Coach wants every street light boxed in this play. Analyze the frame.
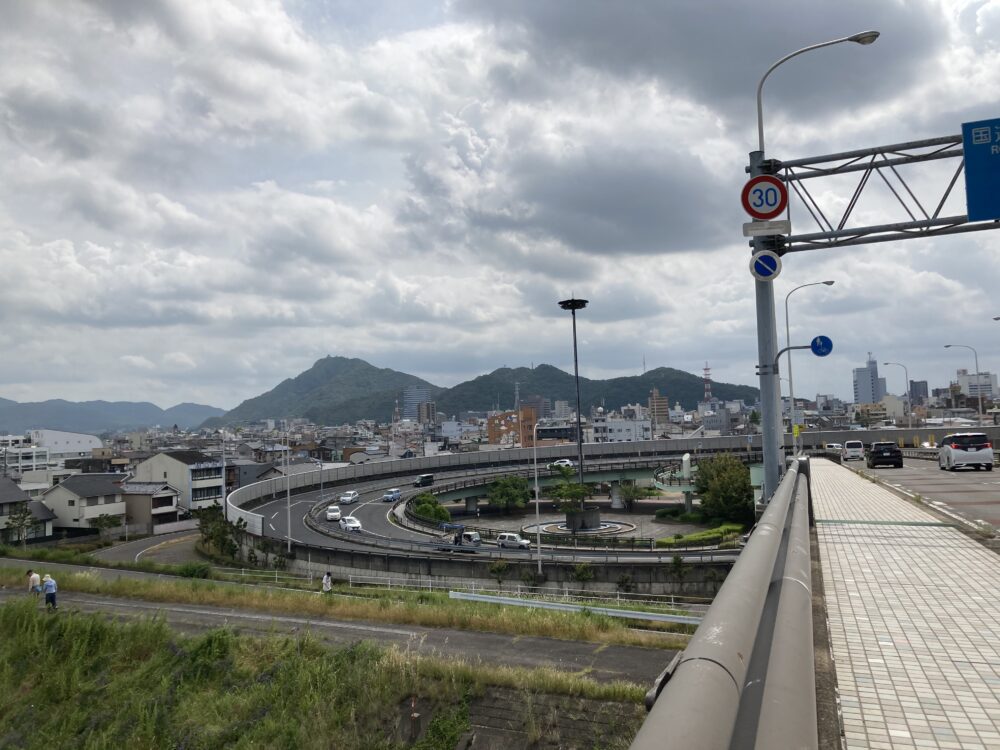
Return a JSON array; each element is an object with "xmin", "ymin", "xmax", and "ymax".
[
  {"xmin": 285, "ymin": 433, "xmax": 292, "ymax": 554},
  {"xmin": 752, "ymin": 32, "xmax": 878, "ymax": 498},
  {"xmin": 883, "ymin": 361, "xmax": 912, "ymax": 429},
  {"xmin": 558, "ymin": 297, "xmax": 588, "ymax": 488},
  {"xmin": 784, "ymin": 280, "xmax": 834, "ymax": 450},
  {"xmin": 532, "ymin": 421, "xmax": 543, "ymax": 575},
  {"xmin": 944, "ymin": 344, "xmax": 984, "ymax": 426}
]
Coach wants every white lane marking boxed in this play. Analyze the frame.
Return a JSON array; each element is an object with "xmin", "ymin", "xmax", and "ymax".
[
  {"xmin": 68, "ymin": 597, "xmax": 418, "ymax": 637},
  {"xmin": 270, "ymin": 511, "xmax": 279, "ymax": 520},
  {"xmin": 269, "ymin": 523, "xmax": 275, "ymax": 531}
]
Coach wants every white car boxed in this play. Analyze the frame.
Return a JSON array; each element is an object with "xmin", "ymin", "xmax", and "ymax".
[
  {"xmin": 325, "ymin": 505, "xmax": 341, "ymax": 522},
  {"xmin": 339, "ymin": 516, "xmax": 362, "ymax": 532},
  {"xmin": 938, "ymin": 432, "xmax": 994, "ymax": 472},
  {"xmin": 497, "ymin": 532, "xmax": 531, "ymax": 550},
  {"xmin": 547, "ymin": 458, "xmax": 576, "ymax": 469},
  {"xmin": 826, "ymin": 443, "xmax": 843, "ymax": 451},
  {"xmin": 841, "ymin": 440, "xmax": 864, "ymax": 461},
  {"xmin": 339, "ymin": 490, "xmax": 360, "ymax": 505}
]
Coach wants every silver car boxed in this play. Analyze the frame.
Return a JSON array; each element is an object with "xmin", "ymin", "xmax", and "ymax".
[{"xmin": 938, "ymin": 433, "xmax": 994, "ymax": 471}]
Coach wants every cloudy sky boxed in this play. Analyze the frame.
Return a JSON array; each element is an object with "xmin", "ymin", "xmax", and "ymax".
[{"xmin": 2, "ymin": 0, "xmax": 999, "ymax": 411}]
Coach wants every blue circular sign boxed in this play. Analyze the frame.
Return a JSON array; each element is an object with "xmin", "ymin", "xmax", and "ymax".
[
  {"xmin": 810, "ymin": 335, "xmax": 833, "ymax": 357},
  {"xmin": 749, "ymin": 250, "xmax": 782, "ymax": 281}
]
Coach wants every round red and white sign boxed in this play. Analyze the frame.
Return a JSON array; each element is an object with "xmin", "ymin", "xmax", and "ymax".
[{"xmin": 741, "ymin": 175, "xmax": 788, "ymax": 221}]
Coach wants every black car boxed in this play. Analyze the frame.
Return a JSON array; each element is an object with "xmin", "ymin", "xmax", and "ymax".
[{"xmin": 867, "ymin": 441, "xmax": 903, "ymax": 468}]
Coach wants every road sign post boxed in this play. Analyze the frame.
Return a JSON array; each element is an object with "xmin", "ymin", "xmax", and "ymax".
[
  {"xmin": 750, "ymin": 250, "xmax": 782, "ymax": 282},
  {"xmin": 742, "ymin": 175, "xmax": 789, "ymax": 221}
]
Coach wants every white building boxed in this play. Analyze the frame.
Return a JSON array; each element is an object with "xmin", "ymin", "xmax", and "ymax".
[
  {"xmin": 592, "ymin": 414, "xmax": 652, "ymax": 443},
  {"xmin": 956, "ymin": 369, "xmax": 998, "ymax": 400},
  {"xmin": 1, "ymin": 445, "xmax": 51, "ymax": 476},
  {"xmin": 29, "ymin": 430, "xmax": 102, "ymax": 462},
  {"xmin": 132, "ymin": 450, "xmax": 223, "ymax": 512},
  {"xmin": 40, "ymin": 474, "xmax": 127, "ymax": 529}
]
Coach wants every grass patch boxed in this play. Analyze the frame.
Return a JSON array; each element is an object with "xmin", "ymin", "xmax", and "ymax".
[
  {"xmin": 655, "ymin": 523, "xmax": 744, "ymax": 548},
  {"xmin": 0, "ymin": 599, "xmax": 643, "ymax": 748},
  {"xmin": 0, "ymin": 567, "xmax": 686, "ymax": 651}
]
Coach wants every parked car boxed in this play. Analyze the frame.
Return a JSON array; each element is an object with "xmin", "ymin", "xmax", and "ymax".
[
  {"xmin": 938, "ymin": 432, "xmax": 994, "ymax": 472},
  {"xmin": 547, "ymin": 458, "xmax": 576, "ymax": 469},
  {"xmin": 841, "ymin": 440, "xmax": 865, "ymax": 461},
  {"xmin": 339, "ymin": 490, "xmax": 360, "ymax": 505},
  {"xmin": 413, "ymin": 474, "xmax": 434, "ymax": 487},
  {"xmin": 325, "ymin": 505, "xmax": 341, "ymax": 522},
  {"xmin": 381, "ymin": 488, "xmax": 401, "ymax": 502},
  {"xmin": 866, "ymin": 441, "xmax": 903, "ymax": 469},
  {"xmin": 497, "ymin": 532, "xmax": 531, "ymax": 550},
  {"xmin": 339, "ymin": 516, "xmax": 362, "ymax": 532}
]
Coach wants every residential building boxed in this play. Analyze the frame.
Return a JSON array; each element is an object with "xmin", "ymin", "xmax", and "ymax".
[
  {"xmin": 853, "ymin": 353, "xmax": 886, "ymax": 405},
  {"xmin": 40, "ymin": 474, "xmax": 127, "ymax": 529},
  {"xmin": 520, "ymin": 395, "xmax": 551, "ymax": 419},
  {"xmin": 956, "ymin": 369, "xmax": 998, "ymax": 400},
  {"xmin": 131, "ymin": 451, "xmax": 223, "ymax": 512},
  {"xmin": 881, "ymin": 394, "xmax": 907, "ymax": 423},
  {"xmin": 119, "ymin": 481, "xmax": 181, "ymax": 532},
  {"xmin": 552, "ymin": 401, "xmax": 571, "ymax": 420},
  {"xmin": 649, "ymin": 388, "xmax": 670, "ymax": 432},
  {"xmin": 0, "ymin": 477, "xmax": 56, "ymax": 543},
  {"xmin": 416, "ymin": 401, "xmax": 437, "ymax": 425},
  {"xmin": 592, "ymin": 413, "xmax": 652, "ymax": 442},
  {"xmin": 486, "ymin": 407, "xmax": 537, "ymax": 447},
  {"xmin": 1, "ymin": 445, "xmax": 51, "ymax": 477}
]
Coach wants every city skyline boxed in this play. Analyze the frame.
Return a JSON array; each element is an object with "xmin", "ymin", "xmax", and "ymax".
[{"xmin": 2, "ymin": 1, "xmax": 999, "ymax": 410}]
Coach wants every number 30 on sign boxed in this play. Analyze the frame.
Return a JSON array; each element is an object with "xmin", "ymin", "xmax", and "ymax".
[{"xmin": 741, "ymin": 175, "xmax": 788, "ymax": 221}]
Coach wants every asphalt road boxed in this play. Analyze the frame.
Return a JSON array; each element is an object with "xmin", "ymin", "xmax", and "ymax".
[
  {"xmin": 0, "ymin": 585, "xmax": 673, "ymax": 685},
  {"xmin": 848, "ymin": 457, "xmax": 1000, "ymax": 527}
]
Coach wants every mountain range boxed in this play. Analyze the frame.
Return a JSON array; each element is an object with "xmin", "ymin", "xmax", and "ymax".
[
  {"xmin": 215, "ymin": 357, "xmax": 759, "ymax": 426},
  {"xmin": 0, "ymin": 399, "xmax": 225, "ymax": 436}
]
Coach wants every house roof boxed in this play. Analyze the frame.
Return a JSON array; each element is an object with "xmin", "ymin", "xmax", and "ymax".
[
  {"xmin": 120, "ymin": 482, "xmax": 178, "ymax": 495},
  {"xmin": 49, "ymin": 474, "xmax": 123, "ymax": 499},
  {"xmin": 29, "ymin": 501, "xmax": 57, "ymax": 522},
  {"xmin": 0, "ymin": 477, "xmax": 29, "ymax": 503},
  {"xmin": 160, "ymin": 450, "xmax": 216, "ymax": 465}
]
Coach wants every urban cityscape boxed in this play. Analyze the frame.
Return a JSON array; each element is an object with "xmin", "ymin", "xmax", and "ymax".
[{"xmin": 1, "ymin": 2, "xmax": 999, "ymax": 749}]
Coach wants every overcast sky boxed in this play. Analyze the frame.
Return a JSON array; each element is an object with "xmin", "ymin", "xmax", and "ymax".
[{"xmin": 2, "ymin": 0, "xmax": 999, "ymax": 411}]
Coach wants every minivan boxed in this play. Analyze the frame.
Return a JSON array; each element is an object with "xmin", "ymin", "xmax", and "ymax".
[
  {"xmin": 413, "ymin": 474, "xmax": 434, "ymax": 487},
  {"xmin": 841, "ymin": 441, "xmax": 864, "ymax": 461}
]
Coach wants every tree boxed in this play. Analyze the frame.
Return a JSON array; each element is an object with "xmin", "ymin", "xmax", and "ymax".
[
  {"xmin": 487, "ymin": 476, "xmax": 530, "ymax": 514},
  {"xmin": 693, "ymin": 454, "xmax": 754, "ymax": 526},
  {"xmin": 571, "ymin": 562, "xmax": 594, "ymax": 590},
  {"xmin": 6, "ymin": 502, "xmax": 35, "ymax": 549},
  {"xmin": 411, "ymin": 493, "xmax": 450, "ymax": 523},
  {"xmin": 195, "ymin": 505, "xmax": 239, "ymax": 559},
  {"xmin": 488, "ymin": 560, "xmax": 510, "ymax": 590},
  {"xmin": 619, "ymin": 482, "xmax": 653, "ymax": 512},
  {"xmin": 89, "ymin": 513, "xmax": 122, "ymax": 541}
]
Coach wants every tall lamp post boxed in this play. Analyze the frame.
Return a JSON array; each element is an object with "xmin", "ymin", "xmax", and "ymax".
[
  {"xmin": 883, "ymin": 361, "xmax": 912, "ymax": 429},
  {"xmin": 532, "ymin": 421, "xmax": 543, "ymax": 575},
  {"xmin": 285, "ymin": 433, "xmax": 292, "ymax": 554},
  {"xmin": 752, "ymin": 31, "xmax": 879, "ymax": 498},
  {"xmin": 558, "ymin": 297, "xmax": 588, "ymax": 487},
  {"xmin": 944, "ymin": 344, "xmax": 984, "ymax": 426},
  {"xmin": 784, "ymin": 280, "xmax": 835, "ymax": 450}
]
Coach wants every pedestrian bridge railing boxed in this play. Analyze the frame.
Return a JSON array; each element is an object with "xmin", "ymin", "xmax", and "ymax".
[{"xmin": 630, "ymin": 457, "xmax": 815, "ymax": 750}]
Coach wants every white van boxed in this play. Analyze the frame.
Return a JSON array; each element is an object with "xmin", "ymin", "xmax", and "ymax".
[{"xmin": 841, "ymin": 440, "xmax": 864, "ymax": 461}]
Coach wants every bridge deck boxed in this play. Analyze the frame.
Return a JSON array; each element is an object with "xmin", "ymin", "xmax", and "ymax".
[{"xmin": 812, "ymin": 459, "xmax": 1000, "ymax": 750}]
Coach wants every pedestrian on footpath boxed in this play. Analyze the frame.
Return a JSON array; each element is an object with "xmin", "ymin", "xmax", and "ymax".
[
  {"xmin": 41, "ymin": 574, "xmax": 57, "ymax": 611},
  {"xmin": 27, "ymin": 569, "xmax": 41, "ymax": 598},
  {"xmin": 321, "ymin": 571, "xmax": 333, "ymax": 594}
]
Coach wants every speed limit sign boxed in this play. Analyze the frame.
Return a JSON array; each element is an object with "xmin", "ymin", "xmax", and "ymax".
[{"xmin": 741, "ymin": 175, "xmax": 788, "ymax": 221}]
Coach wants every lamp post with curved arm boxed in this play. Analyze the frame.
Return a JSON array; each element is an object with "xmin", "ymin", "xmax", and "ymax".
[
  {"xmin": 784, "ymin": 280, "xmax": 834, "ymax": 448},
  {"xmin": 883, "ymin": 361, "xmax": 912, "ymax": 429},
  {"xmin": 751, "ymin": 31, "xmax": 878, "ymax": 499},
  {"xmin": 944, "ymin": 344, "xmax": 984, "ymax": 426}
]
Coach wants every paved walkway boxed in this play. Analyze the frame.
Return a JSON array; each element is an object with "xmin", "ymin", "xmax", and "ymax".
[
  {"xmin": 91, "ymin": 531, "xmax": 201, "ymax": 564},
  {"xmin": 812, "ymin": 459, "xmax": 1000, "ymax": 750}
]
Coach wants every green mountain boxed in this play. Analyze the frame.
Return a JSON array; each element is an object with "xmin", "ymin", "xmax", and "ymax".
[
  {"xmin": 0, "ymin": 399, "xmax": 223, "ymax": 434},
  {"xmin": 221, "ymin": 356, "xmax": 440, "ymax": 425},
  {"xmin": 218, "ymin": 358, "xmax": 758, "ymax": 426},
  {"xmin": 435, "ymin": 364, "xmax": 757, "ymax": 415}
]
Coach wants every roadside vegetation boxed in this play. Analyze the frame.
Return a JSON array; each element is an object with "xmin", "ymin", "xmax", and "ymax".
[
  {"xmin": 0, "ymin": 599, "xmax": 643, "ymax": 749},
  {"xmin": 410, "ymin": 493, "xmax": 451, "ymax": 523},
  {"xmin": 0, "ymin": 566, "xmax": 688, "ymax": 649}
]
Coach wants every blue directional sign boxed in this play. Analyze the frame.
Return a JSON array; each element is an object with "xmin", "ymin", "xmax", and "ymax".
[
  {"xmin": 810, "ymin": 335, "xmax": 833, "ymax": 357},
  {"xmin": 962, "ymin": 117, "xmax": 1000, "ymax": 221},
  {"xmin": 749, "ymin": 250, "xmax": 782, "ymax": 281}
]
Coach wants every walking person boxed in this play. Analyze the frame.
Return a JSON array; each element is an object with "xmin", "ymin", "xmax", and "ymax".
[
  {"xmin": 27, "ymin": 569, "xmax": 41, "ymax": 598},
  {"xmin": 321, "ymin": 571, "xmax": 333, "ymax": 595},
  {"xmin": 41, "ymin": 574, "xmax": 57, "ymax": 611}
]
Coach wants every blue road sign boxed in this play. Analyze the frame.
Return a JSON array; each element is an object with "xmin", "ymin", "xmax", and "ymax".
[
  {"xmin": 962, "ymin": 117, "xmax": 1000, "ymax": 221},
  {"xmin": 749, "ymin": 250, "xmax": 782, "ymax": 281},
  {"xmin": 810, "ymin": 335, "xmax": 833, "ymax": 357}
]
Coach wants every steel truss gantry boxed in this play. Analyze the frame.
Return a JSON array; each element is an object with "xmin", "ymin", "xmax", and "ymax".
[{"xmin": 750, "ymin": 135, "xmax": 1000, "ymax": 253}]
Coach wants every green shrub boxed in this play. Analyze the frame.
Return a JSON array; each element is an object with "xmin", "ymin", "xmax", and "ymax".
[
  {"xmin": 655, "ymin": 523, "xmax": 744, "ymax": 548},
  {"xmin": 178, "ymin": 562, "xmax": 211, "ymax": 579},
  {"xmin": 412, "ymin": 493, "xmax": 451, "ymax": 523}
]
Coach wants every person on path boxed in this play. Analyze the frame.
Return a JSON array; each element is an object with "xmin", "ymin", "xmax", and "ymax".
[
  {"xmin": 41, "ymin": 574, "xmax": 57, "ymax": 610},
  {"xmin": 321, "ymin": 572, "xmax": 333, "ymax": 594},
  {"xmin": 27, "ymin": 569, "xmax": 41, "ymax": 597}
]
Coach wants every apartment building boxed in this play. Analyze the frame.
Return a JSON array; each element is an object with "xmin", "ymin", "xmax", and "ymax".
[{"xmin": 131, "ymin": 451, "xmax": 223, "ymax": 512}]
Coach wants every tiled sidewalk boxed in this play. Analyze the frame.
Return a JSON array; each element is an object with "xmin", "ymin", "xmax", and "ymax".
[{"xmin": 812, "ymin": 460, "xmax": 1000, "ymax": 750}]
